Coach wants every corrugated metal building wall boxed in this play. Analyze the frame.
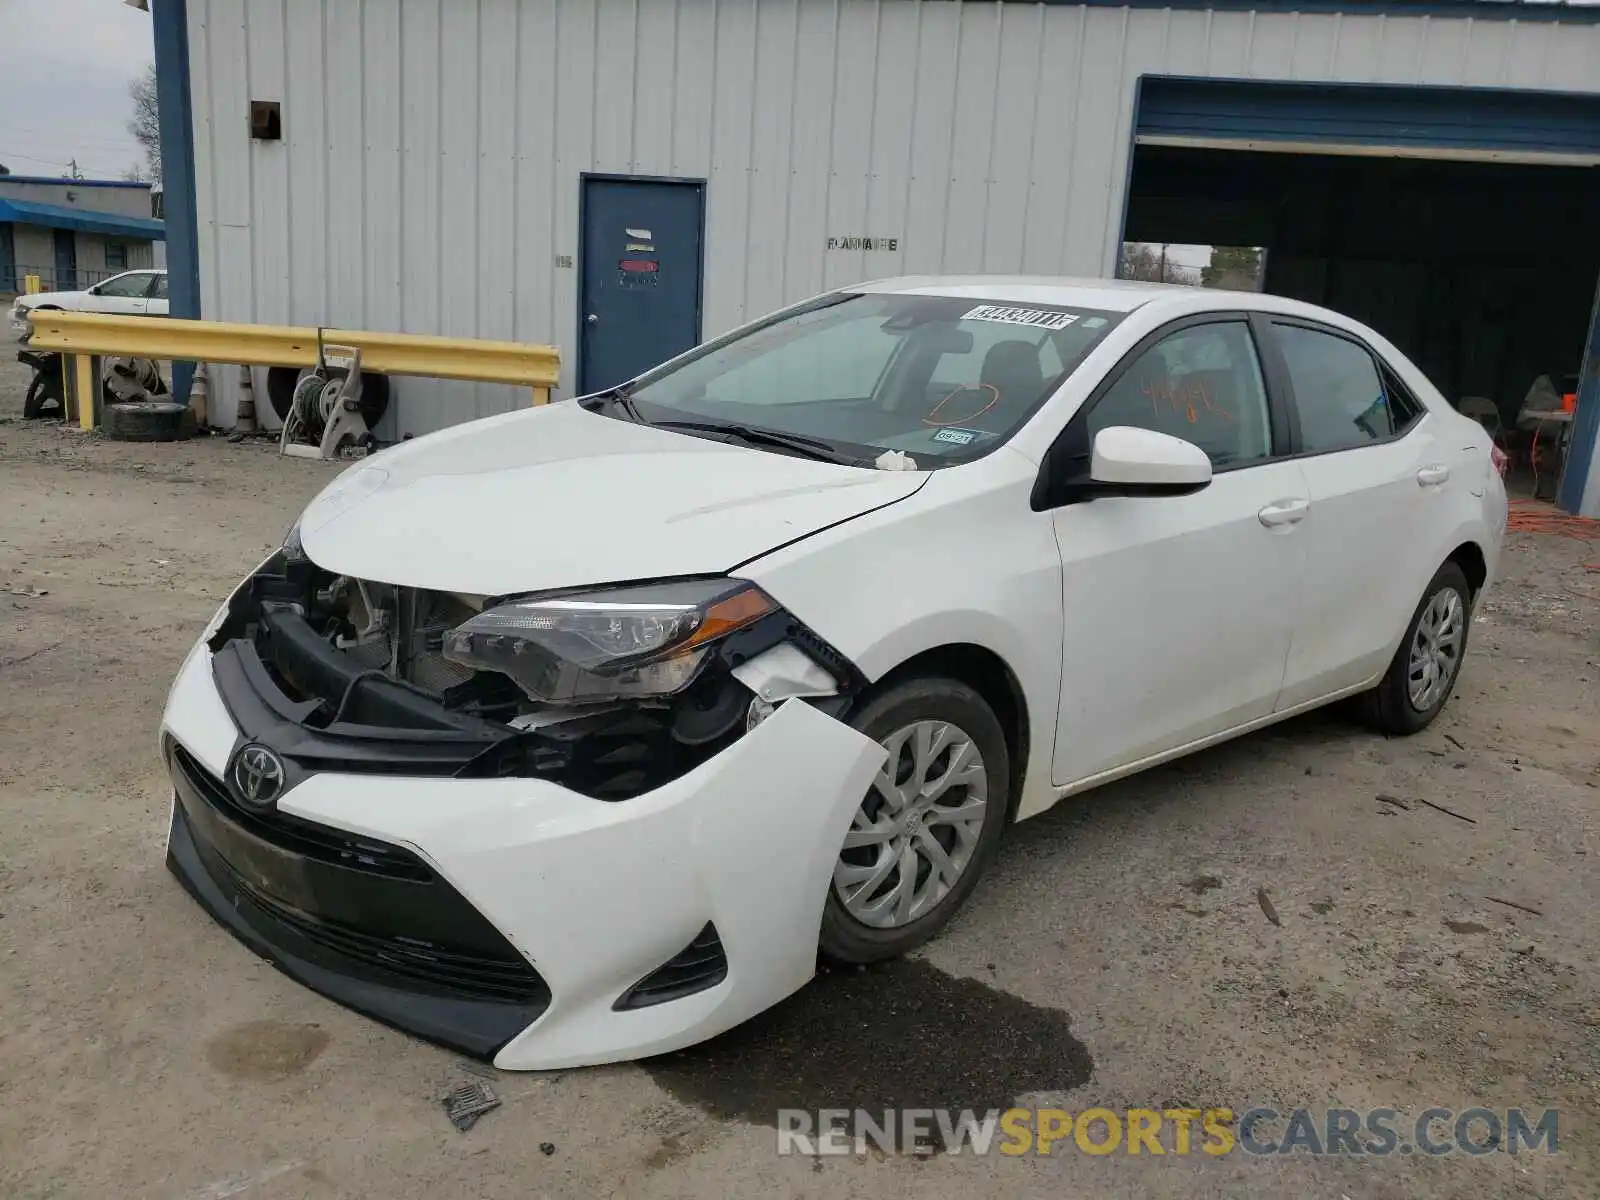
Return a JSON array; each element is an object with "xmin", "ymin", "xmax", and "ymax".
[{"xmin": 188, "ymin": 0, "xmax": 1600, "ymax": 433}]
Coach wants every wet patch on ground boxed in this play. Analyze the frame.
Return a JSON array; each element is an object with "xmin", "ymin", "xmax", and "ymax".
[
  {"xmin": 642, "ymin": 957, "xmax": 1092, "ymax": 1152},
  {"xmin": 204, "ymin": 1020, "xmax": 330, "ymax": 1081}
]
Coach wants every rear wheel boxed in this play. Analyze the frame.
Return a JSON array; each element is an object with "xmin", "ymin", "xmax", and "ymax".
[
  {"xmin": 819, "ymin": 678, "xmax": 1010, "ymax": 964},
  {"xmin": 1360, "ymin": 562, "xmax": 1471, "ymax": 735}
]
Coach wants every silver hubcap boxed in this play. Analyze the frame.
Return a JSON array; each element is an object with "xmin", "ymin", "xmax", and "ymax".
[
  {"xmin": 1407, "ymin": 587, "xmax": 1465, "ymax": 711},
  {"xmin": 833, "ymin": 720, "xmax": 989, "ymax": 929}
]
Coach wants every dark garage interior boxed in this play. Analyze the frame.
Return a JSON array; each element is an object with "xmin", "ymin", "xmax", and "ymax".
[{"xmin": 1124, "ymin": 146, "xmax": 1599, "ymax": 435}]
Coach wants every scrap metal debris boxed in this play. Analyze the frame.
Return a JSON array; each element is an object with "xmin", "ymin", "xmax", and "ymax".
[
  {"xmin": 1256, "ymin": 888, "xmax": 1282, "ymax": 927},
  {"xmin": 442, "ymin": 1080, "xmax": 501, "ymax": 1132},
  {"xmin": 1443, "ymin": 733, "xmax": 1466, "ymax": 751},
  {"xmin": 1415, "ymin": 797, "xmax": 1478, "ymax": 824},
  {"xmin": 1486, "ymin": 896, "xmax": 1544, "ymax": 917},
  {"xmin": 1376, "ymin": 794, "xmax": 1411, "ymax": 811}
]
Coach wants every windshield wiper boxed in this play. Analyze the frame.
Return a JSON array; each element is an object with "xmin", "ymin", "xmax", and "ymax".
[
  {"xmin": 580, "ymin": 384, "xmax": 647, "ymax": 422},
  {"xmin": 647, "ymin": 419, "xmax": 869, "ymax": 466}
]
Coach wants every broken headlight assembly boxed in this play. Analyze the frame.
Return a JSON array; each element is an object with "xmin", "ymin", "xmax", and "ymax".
[{"xmin": 442, "ymin": 578, "xmax": 778, "ymax": 704}]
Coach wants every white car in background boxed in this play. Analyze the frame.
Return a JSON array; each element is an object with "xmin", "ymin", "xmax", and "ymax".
[
  {"xmin": 159, "ymin": 276, "xmax": 1507, "ymax": 1071},
  {"xmin": 10, "ymin": 268, "xmax": 168, "ymax": 341}
]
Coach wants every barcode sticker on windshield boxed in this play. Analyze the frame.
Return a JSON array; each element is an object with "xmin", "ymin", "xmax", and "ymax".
[{"xmin": 963, "ymin": 305, "xmax": 1081, "ymax": 331}]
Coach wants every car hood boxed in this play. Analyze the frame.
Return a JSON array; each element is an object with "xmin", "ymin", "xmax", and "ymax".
[
  {"xmin": 14, "ymin": 291, "xmax": 83, "ymax": 310},
  {"xmin": 297, "ymin": 401, "xmax": 927, "ymax": 596}
]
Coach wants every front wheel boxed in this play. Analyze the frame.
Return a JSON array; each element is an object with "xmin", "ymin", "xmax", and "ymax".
[
  {"xmin": 819, "ymin": 678, "xmax": 1010, "ymax": 964},
  {"xmin": 1360, "ymin": 562, "xmax": 1472, "ymax": 735}
]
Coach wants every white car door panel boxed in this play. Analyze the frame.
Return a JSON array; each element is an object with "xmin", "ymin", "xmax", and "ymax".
[
  {"xmin": 1051, "ymin": 461, "xmax": 1309, "ymax": 785},
  {"xmin": 1267, "ymin": 322, "xmax": 1458, "ymax": 709},
  {"xmin": 89, "ymin": 271, "xmax": 152, "ymax": 315},
  {"xmin": 1280, "ymin": 437, "xmax": 1442, "ymax": 705},
  {"xmin": 1045, "ymin": 317, "xmax": 1306, "ymax": 787}
]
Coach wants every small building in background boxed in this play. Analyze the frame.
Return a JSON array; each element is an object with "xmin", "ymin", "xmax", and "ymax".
[
  {"xmin": 148, "ymin": 0, "xmax": 1600, "ymax": 515},
  {"xmin": 0, "ymin": 176, "xmax": 166, "ymax": 296}
]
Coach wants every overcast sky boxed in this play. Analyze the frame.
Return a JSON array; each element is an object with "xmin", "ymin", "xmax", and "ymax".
[{"xmin": 0, "ymin": 0, "xmax": 154, "ymax": 180}]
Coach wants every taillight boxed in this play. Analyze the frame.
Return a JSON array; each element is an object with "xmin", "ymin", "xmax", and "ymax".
[{"xmin": 1490, "ymin": 445, "xmax": 1509, "ymax": 477}]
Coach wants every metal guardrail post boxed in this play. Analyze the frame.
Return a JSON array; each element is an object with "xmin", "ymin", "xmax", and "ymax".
[{"xmin": 61, "ymin": 353, "xmax": 101, "ymax": 430}]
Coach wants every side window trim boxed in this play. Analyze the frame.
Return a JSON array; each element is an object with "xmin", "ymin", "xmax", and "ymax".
[
  {"xmin": 1262, "ymin": 316, "xmax": 1425, "ymax": 459},
  {"xmin": 1031, "ymin": 311, "xmax": 1289, "ymax": 511}
]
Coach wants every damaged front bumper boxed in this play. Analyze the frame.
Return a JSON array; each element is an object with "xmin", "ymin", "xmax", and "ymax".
[{"xmin": 160, "ymin": 640, "xmax": 886, "ymax": 1069}]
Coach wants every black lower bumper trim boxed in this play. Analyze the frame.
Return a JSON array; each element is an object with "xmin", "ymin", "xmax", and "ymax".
[{"xmin": 166, "ymin": 800, "xmax": 549, "ymax": 1062}]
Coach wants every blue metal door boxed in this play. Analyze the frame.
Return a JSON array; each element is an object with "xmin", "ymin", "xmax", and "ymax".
[
  {"xmin": 579, "ymin": 177, "xmax": 704, "ymax": 394},
  {"xmin": 53, "ymin": 229, "xmax": 77, "ymax": 291},
  {"xmin": 0, "ymin": 224, "xmax": 14, "ymax": 293}
]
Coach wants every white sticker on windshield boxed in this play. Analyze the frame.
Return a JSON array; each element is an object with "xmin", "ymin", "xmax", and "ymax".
[{"xmin": 963, "ymin": 304, "xmax": 1081, "ymax": 331}]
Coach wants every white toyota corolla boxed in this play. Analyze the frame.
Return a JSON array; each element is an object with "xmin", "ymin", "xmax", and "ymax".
[{"xmin": 161, "ymin": 277, "xmax": 1507, "ymax": 1069}]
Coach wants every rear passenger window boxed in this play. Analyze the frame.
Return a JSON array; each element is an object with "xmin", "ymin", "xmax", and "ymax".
[
  {"xmin": 1378, "ymin": 363, "xmax": 1424, "ymax": 430},
  {"xmin": 1275, "ymin": 324, "xmax": 1395, "ymax": 452}
]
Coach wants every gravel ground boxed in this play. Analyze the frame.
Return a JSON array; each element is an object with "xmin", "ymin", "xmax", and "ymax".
[{"xmin": 1, "ymin": 352, "xmax": 1597, "ymax": 1199}]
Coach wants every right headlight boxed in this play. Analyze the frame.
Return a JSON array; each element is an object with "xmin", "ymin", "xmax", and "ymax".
[{"xmin": 442, "ymin": 578, "xmax": 776, "ymax": 704}]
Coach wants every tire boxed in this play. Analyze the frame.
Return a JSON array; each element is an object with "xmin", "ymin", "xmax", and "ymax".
[
  {"xmin": 23, "ymin": 374, "xmax": 59, "ymax": 419},
  {"xmin": 103, "ymin": 400, "xmax": 196, "ymax": 442},
  {"xmin": 265, "ymin": 366, "xmax": 300, "ymax": 421},
  {"xmin": 1359, "ymin": 562, "xmax": 1472, "ymax": 735},
  {"xmin": 819, "ymin": 677, "xmax": 1011, "ymax": 964}
]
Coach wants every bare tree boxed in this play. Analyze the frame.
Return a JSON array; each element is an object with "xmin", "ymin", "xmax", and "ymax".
[
  {"xmin": 1119, "ymin": 243, "xmax": 1166, "ymax": 283},
  {"xmin": 1119, "ymin": 242, "xmax": 1199, "ymax": 286},
  {"xmin": 128, "ymin": 63, "xmax": 162, "ymax": 184}
]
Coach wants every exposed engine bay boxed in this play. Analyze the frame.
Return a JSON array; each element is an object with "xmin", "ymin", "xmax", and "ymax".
[{"xmin": 205, "ymin": 547, "xmax": 862, "ymax": 800}]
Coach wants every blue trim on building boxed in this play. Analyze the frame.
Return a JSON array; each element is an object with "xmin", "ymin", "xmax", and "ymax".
[
  {"xmin": 152, "ymin": 0, "xmax": 201, "ymax": 404},
  {"xmin": 1556, "ymin": 282, "xmax": 1600, "ymax": 515},
  {"xmin": 1046, "ymin": 1, "xmax": 1600, "ymax": 22},
  {"xmin": 0, "ymin": 198, "xmax": 165, "ymax": 241},
  {"xmin": 1137, "ymin": 78, "xmax": 1600, "ymax": 156},
  {"xmin": 0, "ymin": 176, "xmax": 154, "ymax": 190}
]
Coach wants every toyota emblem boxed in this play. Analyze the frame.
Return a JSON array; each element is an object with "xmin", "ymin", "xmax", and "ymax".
[{"xmin": 231, "ymin": 744, "xmax": 286, "ymax": 810}]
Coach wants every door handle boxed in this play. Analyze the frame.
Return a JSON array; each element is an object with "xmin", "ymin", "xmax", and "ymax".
[
  {"xmin": 1417, "ymin": 464, "xmax": 1450, "ymax": 487},
  {"xmin": 586, "ymin": 313, "xmax": 600, "ymax": 325},
  {"xmin": 1258, "ymin": 498, "xmax": 1310, "ymax": 528}
]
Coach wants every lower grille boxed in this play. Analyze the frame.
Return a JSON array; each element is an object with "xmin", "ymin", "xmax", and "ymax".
[
  {"xmin": 170, "ymin": 742, "xmax": 426, "ymax": 880},
  {"xmin": 219, "ymin": 856, "xmax": 545, "ymax": 1002},
  {"xmin": 615, "ymin": 922, "xmax": 729, "ymax": 1010},
  {"xmin": 168, "ymin": 737, "xmax": 551, "ymax": 1009}
]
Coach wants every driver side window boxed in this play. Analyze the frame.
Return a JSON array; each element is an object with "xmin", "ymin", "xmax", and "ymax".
[
  {"xmin": 1086, "ymin": 321, "xmax": 1272, "ymax": 469},
  {"xmin": 96, "ymin": 273, "xmax": 148, "ymax": 298}
]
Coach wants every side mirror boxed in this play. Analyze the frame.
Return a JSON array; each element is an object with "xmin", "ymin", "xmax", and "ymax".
[
  {"xmin": 87, "ymin": 284, "xmax": 103, "ymax": 295},
  {"xmin": 1087, "ymin": 426, "xmax": 1212, "ymax": 496}
]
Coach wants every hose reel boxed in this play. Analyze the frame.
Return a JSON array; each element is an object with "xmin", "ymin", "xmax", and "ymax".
[{"xmin": 278, "ymin": 335, "xmax": 379, "ymax": 460}]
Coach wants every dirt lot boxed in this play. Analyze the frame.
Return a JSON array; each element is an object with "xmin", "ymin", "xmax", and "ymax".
[{"xmin": 2, "ymin": 355, "xmax": 1597, "ymax": 1199}]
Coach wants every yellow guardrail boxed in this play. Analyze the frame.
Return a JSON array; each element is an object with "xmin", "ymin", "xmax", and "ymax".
[{"xmin": 25, "ymin": 310, "xmax": 561, "ymax": 387}]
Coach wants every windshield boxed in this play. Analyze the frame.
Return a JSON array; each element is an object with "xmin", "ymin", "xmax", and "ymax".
[{"xmin": 602, "ymin": 292, "xmax": 1125, "ymax": 466}]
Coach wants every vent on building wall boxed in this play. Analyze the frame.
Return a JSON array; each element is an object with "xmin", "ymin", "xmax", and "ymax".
[{"xmin": 250, "ymin": 101, "xmax": 282, "ymax": 141}]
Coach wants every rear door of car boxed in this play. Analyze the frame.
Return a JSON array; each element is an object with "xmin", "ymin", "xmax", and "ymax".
[
  {"xmin": 146, "ymin": 272, "xmax": 169, "ymax": 316},
  {"xmin": 1043, "ymin": 313, "xmax": 1311, "ymax": 786},
  {"xmin": 1260, "ymin": 318, "xmax": 1457, "ymax": 709}
]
